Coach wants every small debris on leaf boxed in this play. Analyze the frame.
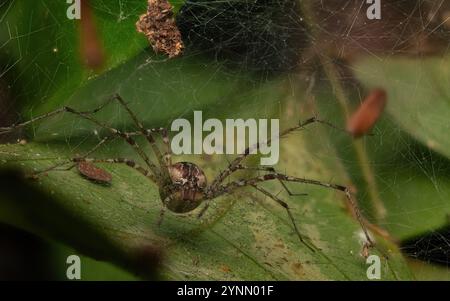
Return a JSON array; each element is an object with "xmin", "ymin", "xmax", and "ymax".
[
  {"xmin": 136, "ymin": 0, "xmax": 184, "ymax": 58},
  {"xmin": 77, "ymin": 161, "xmax": 112, "ymax": 184}
]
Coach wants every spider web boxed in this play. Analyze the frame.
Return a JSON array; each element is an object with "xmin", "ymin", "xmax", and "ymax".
[
  {"xmin": 172, "ymin": 0, "xmax": 450, "ymax": 276},
  {"xmin": 1, "ymin": 0, "xmax": 450, "ymax": 280}
]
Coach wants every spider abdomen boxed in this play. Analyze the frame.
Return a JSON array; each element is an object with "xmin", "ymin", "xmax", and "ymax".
[{"xmin": 160, "ymin": 162, "xmax": 207, "ymax": 213}]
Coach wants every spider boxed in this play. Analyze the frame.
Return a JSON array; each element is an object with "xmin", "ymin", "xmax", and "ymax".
[{"xmin": 0, "ymin": 94, "xmax": 373, "ymax": 252}]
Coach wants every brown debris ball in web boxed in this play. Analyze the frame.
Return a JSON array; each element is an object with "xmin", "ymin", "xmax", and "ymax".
[{"xmin": 136, "ymin": 0, "xmax": 184, "ymax": 58}]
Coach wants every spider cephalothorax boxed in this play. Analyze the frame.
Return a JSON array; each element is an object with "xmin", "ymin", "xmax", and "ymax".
[{"xmin": 160, "ymin": 162, "xmax": 207, "ymax": 213}]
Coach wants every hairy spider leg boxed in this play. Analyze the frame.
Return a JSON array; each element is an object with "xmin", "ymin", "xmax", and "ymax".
[
  {"xmin": 252, "ymin": 184, "xmax": 316, "ymax": 252},
  {"xmin": 0, "ymin": 94, "xmax": 142, "ymax": 136},
  {"xmin": 199, "ymin": 117, "xmax": 347, "ymax": 219},
  {"xmin": 208, "ymin": 117, "xmax": 347, "ymax": 191},
  {"xmin": 29, "ymin": 128, "xmax": 171, "ymax": 185},
  {"xmin": 129, "ymin": 127, "xmax": 172, "ymax": 167},
  {"xmin": 0, "ymin": 96, "xmax": 116, "ymax": 134},
  {"xmin": 234, "ymin": 164, "xmax": 308, "ymax": 196},
  {"xmin": 196, "ymin": 164, "xmax": 307, "ymax": 219},
  {"xmin": 157, "ymin": 204, "xmax": 167, "ymax": 227},
  {"xmin": 213, "ymin": 172, "xmax": 374, "ymax": 247},
  {"xmin": 27, "ymin": 135, "xmax": 115, "ymax": 178},
  {"xmin": 154, "ymin": 128, "xmax": 172, "ymax": 167},
  {"xmin": 111, "ymin": 94, "xmax": 171, "ymax": 183}
]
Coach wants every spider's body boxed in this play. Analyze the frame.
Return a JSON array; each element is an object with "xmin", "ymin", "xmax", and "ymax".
[
  {"xmin": 162, "ymin": 162, "xmax": 207, "ymax": 213},
  {"xmin": 0, "ymin": 94, "xmax": 374, "ymax": 251}
]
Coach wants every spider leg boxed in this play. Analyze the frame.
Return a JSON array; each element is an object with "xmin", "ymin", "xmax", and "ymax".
[
  {"xmin": 130, "ymin": 127, "xmax": 172, "ymax": 167},
  {"xmin": 234, "ymin": 164, "xmax": 308, "ymax": 197},
  {"xmin": 212, "ymin": 172, "xmax": 374, "ymax": 247},
  {"xmin": 208, "ymin": 117, "xmax": 347, "ymax": 191},
  {"xmin": 30, "ymin": 155, "xmax": 158, "ymax": 184},
  {"xmin": 157, "ymin": 195, "xmax": 176, "ymax": 226},
  {"xmin": 153, "ymin": 128, "xmax": 172, "ymax": 167},
  {"xmin": 28, "ymin": 135, "xmax": 114, "ymax": 178},
  {"xmin": 197, "ymin": 201, "xmax": 210, "ymax": 219},
  {"xmin": 0, "ymin": 101, "xmax": 163, "ymax": 184},
  {"xmin": 157, "ymin": 207, "xmax": 166, "ymax": 227},
  {"xmin": 26, "ymin": 163, "xmax": 78, "ymax": 179},
  {"xmin": 252, "ymin": 184, "xmax": 316, "ymax": 252},
  {"xmin": 199, "ymin": 164, "xmax": 309, "ymax": 219},
  {"xmin": 111, "ymin": 95, "xmax": 170, "ymax": 182},
  {"xmin": 0, "ymin": 96, "xmax": 117, "ymax": 135}
]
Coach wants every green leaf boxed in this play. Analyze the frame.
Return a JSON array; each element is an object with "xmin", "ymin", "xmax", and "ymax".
[
  {"xmin": 0, "ymin": 137, "xmax": 411, "ymax": 280},
  {"xmin": 0, "ymin": 53, "xmax": 412, "ymax": 279},
  {"xmin": 30, "ymin": 51, "xmax": 284, "ymax": 139}
]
